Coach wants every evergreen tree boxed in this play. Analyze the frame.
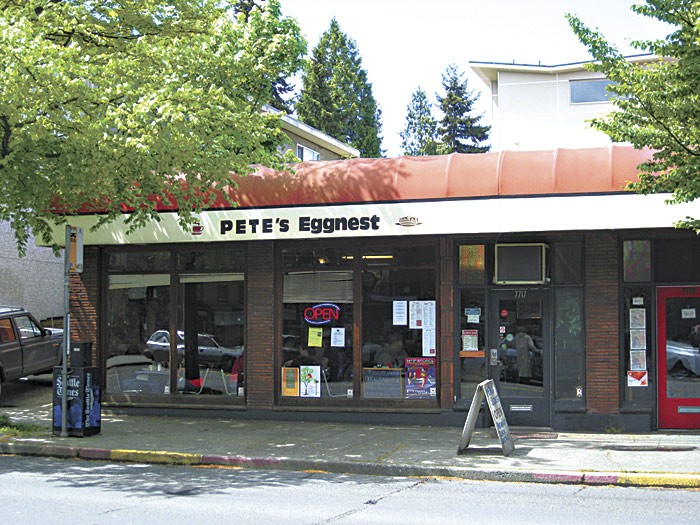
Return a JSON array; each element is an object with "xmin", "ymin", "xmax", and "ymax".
[
  {"xmin": 400, "ymin": 88, "xmax": 440, "ymax": 156},
  {"xmin": 296, "ymin": 19, "xmax": 383, "ymax": 157},
  {"xmin": 437, "ymin": 64, "xmax": 490, "ymax": 154}
]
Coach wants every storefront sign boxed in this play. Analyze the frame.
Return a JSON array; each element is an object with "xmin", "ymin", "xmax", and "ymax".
[
  {"xmin": 304, "ymin": 303, "xmax": 340, "ymax": 325},
  {"xmin": 45, "ymin": 193, "xmax": 700, "ymax": 247}
]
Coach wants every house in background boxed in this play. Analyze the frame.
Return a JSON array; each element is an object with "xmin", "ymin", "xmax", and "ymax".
[
  {"xmin": 0, "ymin": 222, "xmax": 63, "ymax": 324},
  {"xmin": 469, "ymin": 54, "xmax": 656, "ymax": 151}
]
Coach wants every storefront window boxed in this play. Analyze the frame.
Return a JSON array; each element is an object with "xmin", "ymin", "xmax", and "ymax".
[
  {"xmin": 105, "ymin": 274, "xmax": 170, "ymax": 395},
  {"xmin": 554, "ymin": 242, "xmax": 582, "ymax": 284},
  {"xmin": 105, "ymin": 247, "xmax": 246, "ymax": 399},
  {"xmin": 553, "ymin": 287, "xmax": 585, "ymax": 401},
  {"xmin": 361, "ymin": 269, "xmax": 436, "ymax": 399},
  {"xmin": 623, "ymin": 240, "xmax": 651, "ymax": 283},
  {"xmin": 107, "ymin": 251, "xmax": 170, "ymax": 272},
  {"xmin": 458, "ymin": 290, "xmax": 486, "ymax": 400},
  {"xmin": 282, "ymin": 269, "xmax": 354, "ymax": 398},
  {"xmin": 458, "ymin": 245, "xmax": 485, "ymax": 285},
  {"xmin": 176, "ymin": 276, "xmax": 245, "ymax": 397}
]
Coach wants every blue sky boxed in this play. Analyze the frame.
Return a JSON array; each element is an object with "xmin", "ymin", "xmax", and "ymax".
[{"xmin": 279, "ymin": 0, "xmax": 671, "ymax": 156}]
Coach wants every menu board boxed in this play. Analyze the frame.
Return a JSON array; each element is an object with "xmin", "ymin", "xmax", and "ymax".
[{"xmin": 362, "ymin": 368, "xmax": 402, "ymax": 398}]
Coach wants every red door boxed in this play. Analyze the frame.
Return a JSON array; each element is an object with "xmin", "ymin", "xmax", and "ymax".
[{"xmin": 657, "ymin": 286, "xmax": 700, "ymax": 429}]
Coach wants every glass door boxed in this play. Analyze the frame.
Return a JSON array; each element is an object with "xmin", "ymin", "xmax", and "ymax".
[
  {"xmin": 489, "ymin": 288, "xmax": 551, "ymax": 426},
  {"xmin": 657, "ymin": 287, "xmax": 700, "ymax": 429}
]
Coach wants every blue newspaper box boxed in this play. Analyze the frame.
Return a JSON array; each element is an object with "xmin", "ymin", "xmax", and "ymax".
[{"xmin": 52, "ymin": 366, "xmax": 101, "ymax": 437}]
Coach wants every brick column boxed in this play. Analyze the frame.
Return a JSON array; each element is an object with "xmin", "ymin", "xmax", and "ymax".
[
  {"xmin": 69, "ymin": 246, "xmax": 99, "ymax": 365},
  {"xmin": 245, "ymin": 241, "xmax": 275, "ymax": 408},
  {"xmin": 584, "ymin": 232, "xmax": 620, "ymax": 414},
  {"xmin": 439, "ymin": 237, "xmax": 455, "ymax": 407}
]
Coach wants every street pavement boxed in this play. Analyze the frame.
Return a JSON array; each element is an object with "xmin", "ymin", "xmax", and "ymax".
[{"xmin": 1, "ymin": 377, "xmax": 700, "ymax": 489}]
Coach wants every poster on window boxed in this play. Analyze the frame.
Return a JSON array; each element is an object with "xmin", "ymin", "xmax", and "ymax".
[
  {"xmin": 627, "ymin": 370, "xmax": 648, "ymax": 387},
  {"xmin": 330, "ymin": 327, "xmax": 345, "ymax": 347},
  {"xmin": 629, "ymin": 308, "xmax": 646, "ymax": 329},
  {"xmin": 299, "ymin": 365, "xmax": 321, "ymax": 397},
  {"xmin": 393, "ymin": 301, "xmax": 407, "ymax": 326},
  {"xmin": 422, "ymin": 301, "xmax": 436, "ymax": 330},
  {"xmin": 409, "ymin": 301, "xmax": 423, "ymax": 329},
  {"xmin": 404, "ymin": 357, "xmax": 437, "ymax": 398},
  {"xmin": 630, "ymin": 329, "xmax": 646, "ymax": 350},
  {"xmin": 630, "ymin": 350, "xmax": 647, "ymax": 371},
  {"xmin": 308, "ymin": 327, "xmax": 323, "ymax": 347},
  {"xmin": 462, "ymin": 329, "xmax": 479, "ymax": 351},
  {"xmin": 422, "ymin": 329, "xmax": 436, "ymax": 356},
  {"xmin": 281, "ymin": 367, "xmax": 299, "ymax": 397}
]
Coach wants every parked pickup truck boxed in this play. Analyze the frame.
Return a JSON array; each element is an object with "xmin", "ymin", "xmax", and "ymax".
[{"xmin": 0, "ymin": 306, "xmax": 63, "ymax": 399}]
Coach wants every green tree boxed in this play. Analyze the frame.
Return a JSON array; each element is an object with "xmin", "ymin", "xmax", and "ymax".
[
  {"xmin": 567, "ymin": 1, "xmax": 700, "ymax": 228},
  {"xmin": 400, "ymin": 87, "xmax": 440, "ymax": 156},
  {"xmin": 0, "ymin": 0, "xmax": 306, "ymax": 253},
  {"xmin": 436, "ymin": 64, "xmax": 490, "ymax": 154},
  {"xmin": 296, "ymin": 18, "xmax": 383, "ymax": 157}
]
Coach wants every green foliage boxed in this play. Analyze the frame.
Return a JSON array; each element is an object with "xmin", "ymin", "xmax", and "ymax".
[
  {"xmin": 567, "ymin": 0, "xmax": 700, "ymax": 229},
  {"xmin": 0, "ymin": 414, "xmax": 42, "ymax": 437},
  {"xmin": 0, "ymin": 0, "xmax": 306, "ymax": 253},
  {"xmin": 296, "ymin": 18, "xmax": 383, "ymax": 158},
  {"xmin": 436, "ymin": 64, "xmax": 490, "ymax": 154},
  {"xmin": 400, "ymin": 88, "xmax": 440, "ymax": 156}
]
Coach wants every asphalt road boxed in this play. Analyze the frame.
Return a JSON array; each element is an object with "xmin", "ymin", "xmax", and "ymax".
[{"xmin": 2, "ymin": 455, "xmax": 699, "ymax": 525}]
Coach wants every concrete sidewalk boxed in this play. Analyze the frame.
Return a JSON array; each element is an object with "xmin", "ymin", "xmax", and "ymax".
[{"xmin": 2, "ymin": 400, "xmax": 700, "ymax": 489}]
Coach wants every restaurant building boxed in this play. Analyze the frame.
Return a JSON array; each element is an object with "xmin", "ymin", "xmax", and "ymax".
[{"xmin": 59, "ymin": 145, "xmax": 700, "ymax": 431}]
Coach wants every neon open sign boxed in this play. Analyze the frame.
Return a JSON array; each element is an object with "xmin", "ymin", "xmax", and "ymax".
[{"xmin": 304, "ymin": 303, "xmax": 340, "ymax": 325}]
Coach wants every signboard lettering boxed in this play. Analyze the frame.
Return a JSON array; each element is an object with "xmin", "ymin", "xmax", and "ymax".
[{"xmin": 457, "ymin": 379, "xmax": 515, "ymax": 457}]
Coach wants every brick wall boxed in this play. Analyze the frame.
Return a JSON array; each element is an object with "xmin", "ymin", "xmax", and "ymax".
[
  {"xmin": 245, "ymin": 242, "xmax": 275, "ymax": 408},
  {"xmin": 68, "ymin": 246, "xmax": 99, "ymax": 366},
  {"xmin": 584, "ymin": 232, "xmax": 620, "ymax": 414},
  {"xmin": 439, "ymin": 238, "xmax": 455, "ymax": 407}
]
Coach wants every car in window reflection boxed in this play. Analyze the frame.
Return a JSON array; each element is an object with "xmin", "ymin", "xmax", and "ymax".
[
  {"xmin": 144, "ymin": 330, "xmax": 243, "ymax": 370},
  {"xmin": 666, "ymin": 340, "xmax": 700, "ymax": 377}
]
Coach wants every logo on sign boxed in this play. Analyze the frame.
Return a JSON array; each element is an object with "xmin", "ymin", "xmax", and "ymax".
[
  {"xmin": 395, "ymin": 216, "xmax": 422, "ymax": 227},
  {"xmin": 192, "ymin": 223, "xmax": 204, "ymax": 236},
  {"xmin": 304, "ymin": 303, "xmax": 340, "ymax": 325}
]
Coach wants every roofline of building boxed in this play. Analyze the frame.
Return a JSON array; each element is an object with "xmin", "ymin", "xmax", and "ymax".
[
  {"xmin": 469, "ymin": 53, "xmax": 658, "ymax": 83},
  {"xmin": 263, "ymin": 105, "xmax": 360, "ymax": 159}
]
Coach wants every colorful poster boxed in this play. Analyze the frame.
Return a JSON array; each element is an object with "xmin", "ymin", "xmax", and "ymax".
[
  {"xmin": 405, "ymin": 357, "xmax": 436, "ymax": 398},
  {"xmin": 281, "ymin": 367, "xmax": 299, "ymax": 397},
  {"xmin": 462, "ymin": 329, "xmax": 479, "ymax": 351},
  {"xmin": 409, "ymin": 301, "xmax": 423, "ymax": 329},
  {"xmin": 627, "ymin": 370, "xmax": 648, "ymax": 387},
  {"xmin": 299, "ymin": 365, "xmax": 321, "ymax": 397},
  {"xmin": 330, "ymin": 327, "xmax": 345, "ymax": 347},
  {"xmin": 308, "ymin": 327, "xmax": 323, "ymax": 347},
  {"xmin": 393, "ymin": 301, "xmax": 407, "ymax": 326},
  {"xmin": 422, "ymin": 329, "xmax": 436, "ymax": 356}
]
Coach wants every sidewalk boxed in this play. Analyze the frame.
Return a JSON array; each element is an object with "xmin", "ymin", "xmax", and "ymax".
[{"xmin": 2, "ymin": 399, "xmax": 700, "ymax": 489}]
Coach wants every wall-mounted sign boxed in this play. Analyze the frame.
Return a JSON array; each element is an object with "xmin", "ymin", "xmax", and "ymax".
[{"xmin": 303, "ymin": 303, "xmax": 340, "ymax": 325}]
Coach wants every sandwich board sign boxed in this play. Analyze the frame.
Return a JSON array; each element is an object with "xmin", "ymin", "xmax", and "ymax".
[{"xmin": 457, "ymin": 379, "xmax": 515, "ymax": 456}]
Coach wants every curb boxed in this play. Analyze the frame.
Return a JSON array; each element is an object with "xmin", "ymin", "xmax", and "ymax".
[{"xmin": 2, "ymin": 441, "xmax": 700, "ymax": 489}]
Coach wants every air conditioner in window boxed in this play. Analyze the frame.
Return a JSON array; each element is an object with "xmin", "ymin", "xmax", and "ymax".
[{"xmin": 494, "ymin": 243, "xmax": 549, "ymax": 285}]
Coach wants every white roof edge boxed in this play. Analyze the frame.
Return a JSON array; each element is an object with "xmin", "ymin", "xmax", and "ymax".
[
  {"xmin": 469, "ymin": 54, "xmax": 658, "ymax": 82},
  {"xmin": 263, "ymin": 105, "xmax": 360, "ymax": 158}
]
